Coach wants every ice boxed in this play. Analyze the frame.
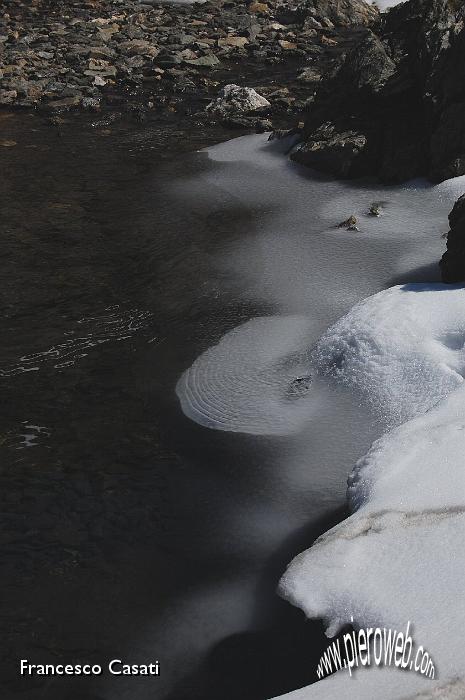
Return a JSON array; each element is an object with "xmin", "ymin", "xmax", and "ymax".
[
  {"xmin": 176, "ymin": 315, "xmax": 316, "ymax": 435},
  {"xmin": 172, "ymin": 135, "xmax": 465, "ymax": 697},
  {"xmin": 176, "ymin": 134, "xmax": 462, "ymax": 437},
  {"xmin": 275, "ymin": 287, "xmax": 465, "ymax": 700}
]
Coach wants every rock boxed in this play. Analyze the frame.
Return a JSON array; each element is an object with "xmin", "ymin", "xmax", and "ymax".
[
  {"xmin": 154, "ymin": 52, "xmax": 182, "ymax": 68},
  {"xmin": 184, "ymin": 55, "xmax": 220, "ymax": 67},
  {"xmin": 218, "ymin": 36, "xmax": 249, "ymax": 48},
  {"xmin": 248, "ymin": 2, "xmax": 269, "ymax": 13},
  {"xmin": 206, "ymin": 84, "xmax": 271, "ymax": 119},
  {"xmin": 337, "ymin": 214, "xmax": 359, "ymax": 230},
  {"xmin": 297, "ymin": 67, "xmax": 322, "ymax": 82},
  {"xmin": 292, "ymin": 122, "xmax": 369, "ymax": 178},
  {"xmin": 297, "ymin": 0, "xmax": 465, "ymax": 183},
  {"xmin": 276, "ymin": 0, "xmax": 377, "ymax": 28},
  {"xmin": 119, "ymin": 40, "xmax": 159, "ymax": 57},
  {"xmin": 46, "ymin": 95, "xmax": 82, "ymax": 109},
  {"xmin": 440, "ymin": 195, "xmax": 465, "ymax": 283},
  {"xmin": 278, "ymin": 40, "xmax": 297, "ymax": 50},
  {"xmin": 368, "ymin": 202, "xmax": 382, "ymax": 217},
  {"xmin": 0, "ymin": 89, "xmax": 17, "ymax": 105}
]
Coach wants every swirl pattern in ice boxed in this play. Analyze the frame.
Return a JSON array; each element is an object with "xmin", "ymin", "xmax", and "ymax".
[{"xmin": 176, "ymin": 315, "xmax": 315, "ymax": 435}]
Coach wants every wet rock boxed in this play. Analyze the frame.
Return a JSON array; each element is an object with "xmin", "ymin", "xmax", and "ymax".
[{"xmin": 440, "ymin": 195, "xmax": 465, "ymax": 283}]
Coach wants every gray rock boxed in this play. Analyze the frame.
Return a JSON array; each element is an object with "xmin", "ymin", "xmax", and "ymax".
[
  {"xmin": 183, "ymin": 55, "xmax": 220, "ymax": 67},
  {"xmin": 206, "ymin": 84, "xmax": 271, "ymax": 117},
  {"xmin": 292, "ymin": 122, "xmax": 368, "ymax": 178},
  {"xmin": 440, "ymin": 194, "xmax": 465, "ymax": 283}
]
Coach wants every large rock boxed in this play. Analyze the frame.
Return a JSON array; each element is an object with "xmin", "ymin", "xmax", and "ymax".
[
  {"xmin": 440, "ymin": 195, "xmax": 465, "ymax": 283},
  {"xmin": 296, "ymin": 0, "xmax": 465, "ymax": 183},
  {"xmin": 291, "ymin": 122, "xmax": 369, "ymax": 177},
  {"xmin": 206, "ymin": 84, "xmax": 271, "ymax": 119}
]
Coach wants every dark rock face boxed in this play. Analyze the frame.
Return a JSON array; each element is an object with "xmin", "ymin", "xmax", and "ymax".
[
  {"xmin": 294, "ymin": 0, "xmax": 465, "ymax": 183},
  {"xmin": 440, "ymin": 195, "xmax": 465, "ymax": 283}
]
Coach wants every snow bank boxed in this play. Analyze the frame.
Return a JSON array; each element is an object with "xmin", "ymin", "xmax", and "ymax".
[
  {"xmin": 275, "ymin": 285, "xmax": 465, "ymax": 699},
  {"xmin": 313, "ymin": 284, "xmax": 465, "ymax": 426}
]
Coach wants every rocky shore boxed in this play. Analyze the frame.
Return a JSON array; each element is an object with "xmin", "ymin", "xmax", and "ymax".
[{"xmin": 1, "ymin": 0, "xmax": 376, "ymax": 129}]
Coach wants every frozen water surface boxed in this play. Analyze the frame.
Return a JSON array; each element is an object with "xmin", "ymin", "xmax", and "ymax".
[{"xmin": 173, "ymin": 134, "xmax": 465, "ymax": 699}]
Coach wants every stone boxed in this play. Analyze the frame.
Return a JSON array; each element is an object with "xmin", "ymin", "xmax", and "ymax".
[
  {"xmin": 440, "ymin": 195, "xmax": 465, "ymax": 283},
  {"xmin": 206, "ymin": 84, "xmax": 271, "ymax": 119},
  {"xmin": 184, "ymin": 55, "xmax": 220, "ymax": 67},
  {"xmin": 279, "ymin": 40, "xmax": 297, "ymax": 50},
  {"xmin": 297, "ymin": 0, "xmax": 465, "ymax": 183},
  {"xmin": 0, "ymin": 89, "xmax": 18, "ymax": 105},
  {"xmin": 217, "ymin": 36, "xmax": 249, "ymax": 48},
  {"xmin": 248, "ymin": 2, "xmax": 269, "ymax": 13},
  {"xmin": 297, "ymin": 67, "xmax": 321, "ymax": 82},
  {"xmin": 292, "ymin": 122, "xmax": 369, "ymax": 178},
  {"xmin": 46, "ymin": 95, "xmax": 82, "ymax": 108}
]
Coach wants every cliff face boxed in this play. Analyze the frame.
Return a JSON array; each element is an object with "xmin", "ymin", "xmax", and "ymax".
[{"xmin": 293, "ymin": 0, "xmax": 465, "ymax": 183}]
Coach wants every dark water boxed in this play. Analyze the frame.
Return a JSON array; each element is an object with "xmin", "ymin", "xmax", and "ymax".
[{"xmin": 0, "ymin": 110, "xmax": 355, "ymax": 700}]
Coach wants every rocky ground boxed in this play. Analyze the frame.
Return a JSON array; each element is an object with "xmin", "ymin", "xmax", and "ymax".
[{"xmin": 0, "ymin": 0, "xmax": 377, "ymax": 130}]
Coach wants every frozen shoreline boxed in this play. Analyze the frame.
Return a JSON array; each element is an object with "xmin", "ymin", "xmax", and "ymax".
[{"xmin": 176, "ymin": 134, "xmax": 465, "ymax": 698}]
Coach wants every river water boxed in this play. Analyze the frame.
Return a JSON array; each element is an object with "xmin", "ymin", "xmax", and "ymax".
[{"xmin": 1, "ymin": 113, "xmax": 459, "ymax": 700}]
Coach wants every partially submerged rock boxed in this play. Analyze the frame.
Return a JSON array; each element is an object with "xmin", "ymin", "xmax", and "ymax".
[{"xmin": 292, "ymin": 122, "xmax": 368, "ymax": 178}]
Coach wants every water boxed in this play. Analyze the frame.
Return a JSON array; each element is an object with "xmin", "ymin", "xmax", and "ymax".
[{"xmin": 1, "ymin": 115, "xmax": 459, "ymax": 700}]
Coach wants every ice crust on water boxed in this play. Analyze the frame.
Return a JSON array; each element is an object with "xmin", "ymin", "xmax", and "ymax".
[
  {"xmin": 275, "ymin": 286, "xmax": 465, "ymax": 700},
  {"xmin": 177, "ymin": 134, "xmax": 463, "ymax": 437},
  {"xmin": 176, "ymin": 316, "xmax": 315, "ymax": 435}
]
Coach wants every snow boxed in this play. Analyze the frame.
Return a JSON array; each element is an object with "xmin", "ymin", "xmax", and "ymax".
[
  {"xmin": 276, "ymin": 286, "xmax": 465, "ymax": 700},
  {"xmin": 373, "ymin": 0, "xmax": 405, "ymax": 11},
  {"xmin": 313, "ymin": 284, "xmax": 465, "ymax": 427},
  {"xmin": 172, "ymin": 133, "xmax": 465, "ymax": 698}
]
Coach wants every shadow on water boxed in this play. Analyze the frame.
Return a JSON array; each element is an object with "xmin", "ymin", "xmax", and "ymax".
[{"xmin": 165, "ymin": 506, "xmax": 349, "ymax": 700}]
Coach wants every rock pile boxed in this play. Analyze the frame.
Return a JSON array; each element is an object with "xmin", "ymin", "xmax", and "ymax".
[
  {"xmin": 292, "ymin": 0, "xmax": 465, "ymax": 184},
  {"xmin": 0, "ymin": 0, "xmax": 377, "ymax": 117}
]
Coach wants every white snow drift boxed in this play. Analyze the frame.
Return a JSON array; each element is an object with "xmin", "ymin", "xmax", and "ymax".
[
  {"xmin": 275, "ymin": 284, "xmax": 465, "ymax": 700},
  {"xmin": 313, "ymin": 283, "xmax": 465, "ymax": 426}
]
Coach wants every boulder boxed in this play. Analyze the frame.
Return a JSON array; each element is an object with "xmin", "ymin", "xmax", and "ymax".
[
  {"xmin": 206, "ymin": 84, "xmax": 271, "ymax": 119},
  {"xmin": 440, "ymin": 195, "xmax": 465, "ymax": 283},
  {"xmin": 297, "ymin": 0, "xmax": 465, "ymax": 183},
  {"xmin": 291, "ymin": 122, "xmax": 368, "ymax": 177}
]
